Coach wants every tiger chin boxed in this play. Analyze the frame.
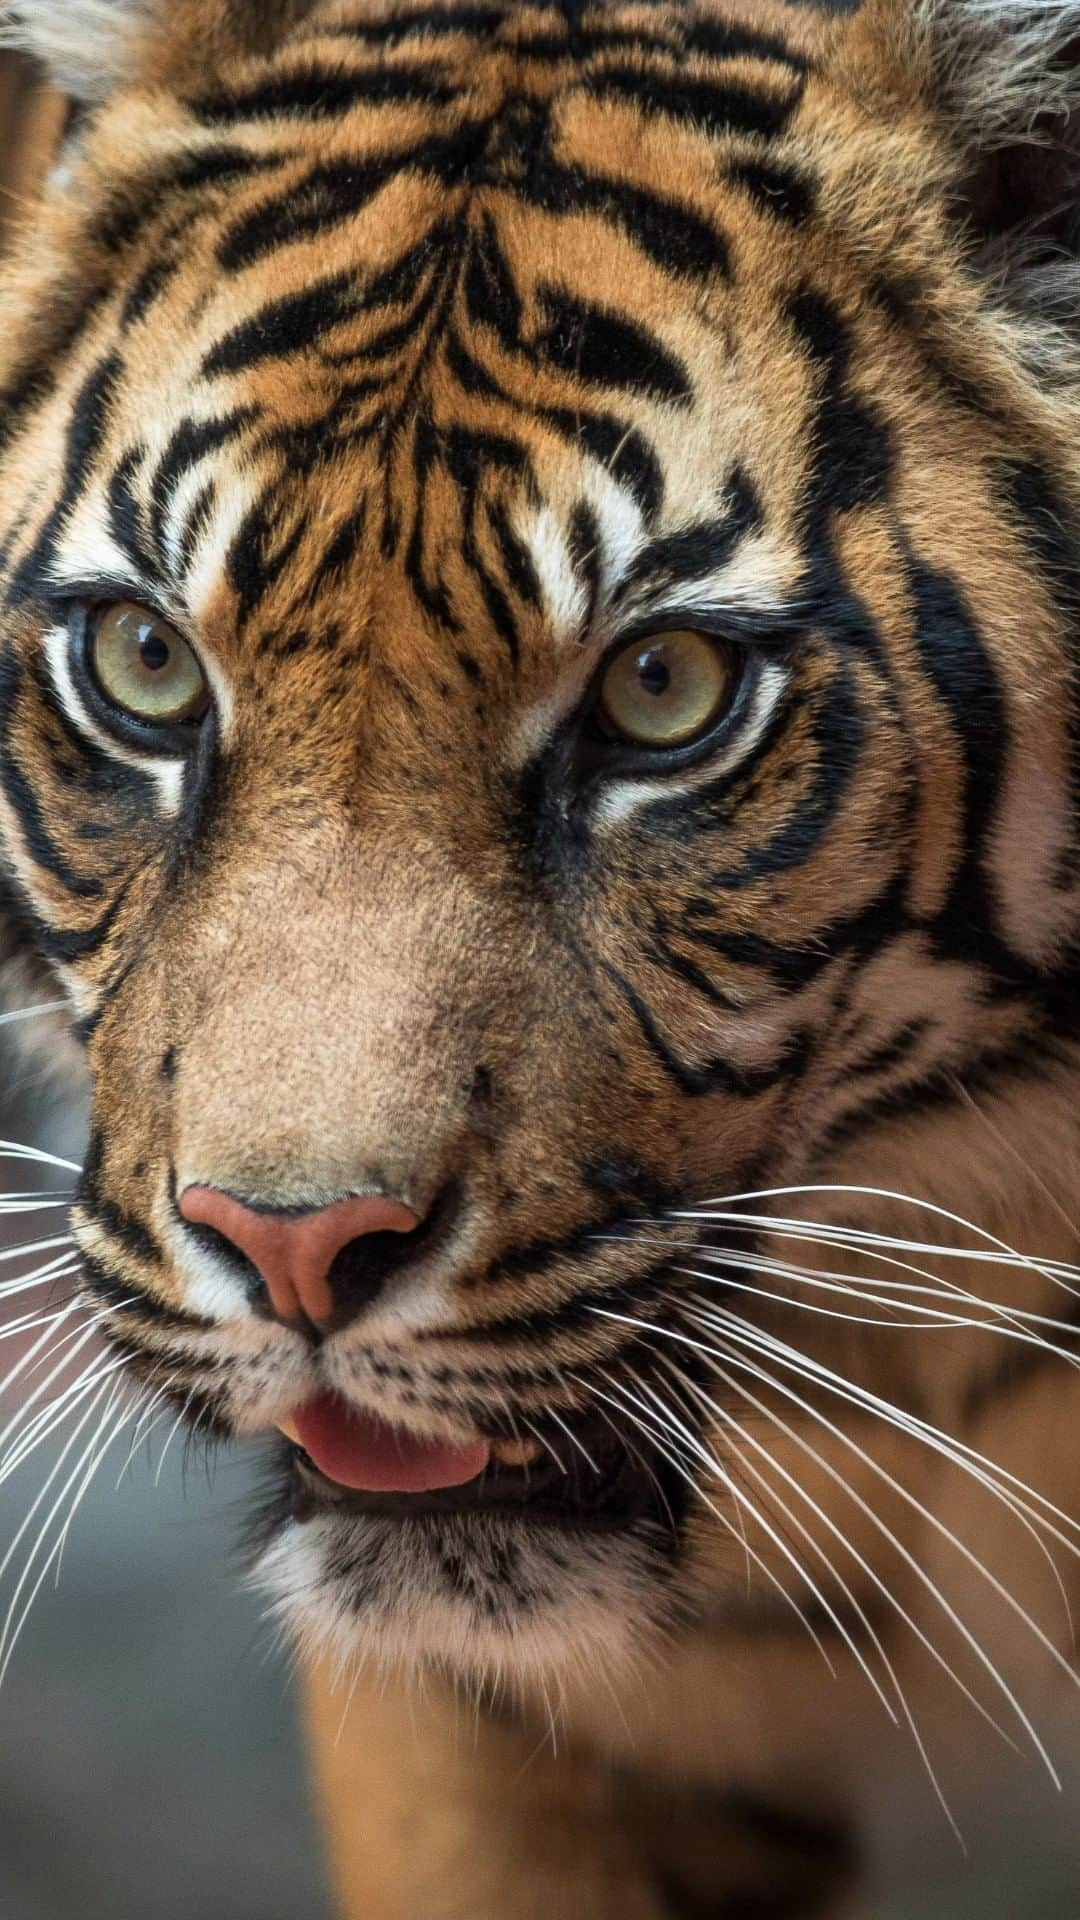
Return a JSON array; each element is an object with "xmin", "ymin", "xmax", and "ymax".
[{"xmin": 1, "ymin": 0, "xmax": 1080, "ymax": 1914}]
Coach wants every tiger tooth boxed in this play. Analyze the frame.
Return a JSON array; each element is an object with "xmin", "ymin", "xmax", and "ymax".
[{"xmin": 490, "ymin": 1437, "xmax": 543, "ymax": 1468}]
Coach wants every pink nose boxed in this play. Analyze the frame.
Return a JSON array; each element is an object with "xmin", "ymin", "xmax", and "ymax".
[{"xmin": 178, "ymin": 1186, "xmax": 422, "ymax": 1329}]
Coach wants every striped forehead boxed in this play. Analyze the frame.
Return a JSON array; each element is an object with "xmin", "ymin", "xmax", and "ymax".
[{"xmin": 6, "ymin": 0, "xmax": 843, "ymax": 688}]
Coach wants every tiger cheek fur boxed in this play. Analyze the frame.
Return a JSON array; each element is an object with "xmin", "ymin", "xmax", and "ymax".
[{"xmin": 0, "ymin": 0, "xmax": 1079, "ymax": 1909}]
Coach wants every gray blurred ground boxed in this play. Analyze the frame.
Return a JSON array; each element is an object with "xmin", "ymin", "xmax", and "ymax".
[{"xmin": 0, "ymin": 1444, "xmax": 333, "ymax": 1920}]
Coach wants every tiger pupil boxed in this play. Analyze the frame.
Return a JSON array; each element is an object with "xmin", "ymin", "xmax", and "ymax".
[
  {"xmin": 638, "ymin": 655, "xmax": 671, "ymax": 697},
  {"xmin": 140, "ymin": 634, "xmax": 170, "ymax": 672}
]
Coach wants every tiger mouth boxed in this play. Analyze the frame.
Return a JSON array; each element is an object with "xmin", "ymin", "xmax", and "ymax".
[{"xmin": 285, "ymin": 1415, "xmax": 667, "ymax": 1529}]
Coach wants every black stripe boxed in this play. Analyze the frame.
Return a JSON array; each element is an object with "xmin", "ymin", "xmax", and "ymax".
[
  {"xmin": 177, "ymin": 479, "xmax": 218, "ymax": 576},
  {"xmin": 310, "ymin": 504, "xmax": 367, "ymax": 591},
  {"xmin": 0, "ymin": 651, "xmax": 104, "ymax": 899},
  {"xmin": 540, "ymin": 406, "xmax": 663, "ymax": 522},
  {"xmin": 218, "ymin": 127, "xmax": 488, "ymax": 269},
  {"xmin": 462, "ymin": 521, "xmax": 521, "ymax": 665},
  {"xmin": 464, "ymin": 212, "xmax": 523, "ymax": 341},
  {"xmin": 5, "ymin": 351, "xmax": 123, "ymax": 608},
  {"xmin": 0, "ymin": 288, "xmax": 110, "ymax": 471},
  {"xmin": 603, "ymin": 960, "xmax": 802, "ymax": 1098},
  {"xmin": 846, "ymin": 1016, "xmax": 932, "ymax": 1082},
  {"xmin": 568, "ymin": 500, "xmax": 602, "ymax": 629},
  {"xmin": 682, "ymin": 868, "xmax": 909, "ymax": 990},
  {"xmin": 106, "ymin": 443, "xmax": 158, "ymax": 582},
  {"xmin": 443, "ymin": 1254, "xmax": 680, "ymax": 1346},
  {"xmin": 905, "ymin": 551, "xmax": 1007, "ymax": 945},
  {"xmin": 816, "ymin": 1013, "xmax": 1078, "ymax": 1157},
  {"xmin": 619, "ymin": 467, "xmax": 761, "ymax": 599},
  {"xmin": 357, "ymin": 220, "xmax": 452, "ymax": 313},
  {"xmin": 522, "ymin": 140, "xmax": 730, "ymax": 282},
  {"xmin": 12, "ymin": 871, "xmax": 134, "ymax": 965},
  {"xmin": 998, "ymin": 459, "xmax": 1080, "ymax": 864},
  {"xmin": 486, "ymin": 498, "xmax": 542, "ymax": 608},
  {"xmin": 227, "ymin": 487, "xmax": 308, "ymax": 631},
  {"xmin": 191, "ymin": 61, "xmax": 463, "ymax": 126},
  {"xmin": 650, "ymin": 1787, "xmax": 857, "ymax": 1919},
  {"xmin": 787, "ymin": 291, "xmax": 892, "ymax": 519},
  {"xmin": 533, "ymin": 287, "xmax": 692, "ymax": 403},
  {"xmin": 682, "ymin": 18, "xmax": 812, "ymax": 72},
  {"xmin": 121, "ymin": 237, "xmax": 185, "ymax": 330},
  {"xmin": 340, "ymin": 5, "xmax": 505, "ymax": 43},
  {"xmin": 644, "ymin": 925, "xmax": 745, "ymax": 1013},
  {"xmin": 80, "ymin": 1253, "xmax": 215, "ymax": 1332},
  {"xmin": 586, "ymin": 65, "xmax": 803, "ymax": 141},
  {"xmin": 963, "ymin": 1290, "xmax": 1080, "ymax": 1421},
  {"xmin": 94, "ymin": 146, "xmax": 288, "ymax": 254},
  {"xmin": 203, "ymin": 272, "xmax": 361, "ymax": 376},
  {"xmin": 149, "ymin": 409, "xmax": 258, "ymax": 558},
  {"xmin": 709, "ymin": 664, "xmax": 863, "ymax": 889},
  {"xmin": 724, "ymin": 156, "xmax": 815, "ymax": 225}
]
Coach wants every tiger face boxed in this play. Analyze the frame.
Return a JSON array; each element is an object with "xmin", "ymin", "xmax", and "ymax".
[{"xmin": 0, "ymin": 0, "xmax": 1078, "ymax": 1687}]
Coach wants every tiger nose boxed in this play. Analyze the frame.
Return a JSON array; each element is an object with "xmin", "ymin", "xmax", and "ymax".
[{"xmin": 178, "ymin": 1186, "xmax": 424, "ymax": 1331}]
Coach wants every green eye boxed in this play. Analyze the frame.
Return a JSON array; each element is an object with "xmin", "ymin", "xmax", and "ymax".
[
  {"xmin": 89, "ymin": 603, "xmax": 210, "ymax": 727},
  {"xmin": 596, "ymin": 629, "xmax": 739, "ymax": 749}
]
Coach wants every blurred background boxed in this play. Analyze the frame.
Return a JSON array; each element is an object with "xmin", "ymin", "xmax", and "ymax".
[{"xmin": 1, "ymin": 43, "xmax": 1078, "ymax": 1920}]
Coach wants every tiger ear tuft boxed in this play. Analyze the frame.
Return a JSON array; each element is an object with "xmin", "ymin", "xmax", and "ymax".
[
  {"xmin": 917, "ymin": 0, "xmax": 1080, "ymax": 357},
  {"xmin": 0, "ymin": 0, "xmax": 165, "ymax": 103}
]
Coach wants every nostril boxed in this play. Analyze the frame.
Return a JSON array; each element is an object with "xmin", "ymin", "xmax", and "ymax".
[{"xmin": 321, "ymin": 1180, "xmax": 461, "ymax": 1329}]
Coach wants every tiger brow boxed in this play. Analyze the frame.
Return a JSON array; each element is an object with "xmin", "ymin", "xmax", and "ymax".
[{"xmin": 611, "ymin": 467, "xmax": 763, "ymax": 611}]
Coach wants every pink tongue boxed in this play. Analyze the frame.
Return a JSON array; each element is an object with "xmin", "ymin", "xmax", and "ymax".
[{"xmin": 292, "ymin": 1395, "xmax": 491, "ymax": 1494}]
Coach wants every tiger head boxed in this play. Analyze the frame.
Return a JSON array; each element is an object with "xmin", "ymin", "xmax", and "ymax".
[{"xmin": 0, "ymin": 0, "xmax": 1078, "ymax": 1688}]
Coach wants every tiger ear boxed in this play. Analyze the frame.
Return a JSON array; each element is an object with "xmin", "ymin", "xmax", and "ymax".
[
  {"xmin": 0, "ymin": 1, "xmax": 166, "ymax": 104},
  {"xmin": 917, "ymin": 0, "xmax": 1080, "ymax": 355}
]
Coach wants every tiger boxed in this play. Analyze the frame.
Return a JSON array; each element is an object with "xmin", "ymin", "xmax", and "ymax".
[{"xmin": 0, "ymin": 0, "xmax": 1078, "ymax": 1912}]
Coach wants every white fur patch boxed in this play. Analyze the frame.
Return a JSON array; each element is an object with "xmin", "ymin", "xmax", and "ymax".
[
  {"xmin": 254, "ymin": 1506, "xmax": 667, "ymax": 1692},
  {"xmin": 520, "ymin": 503, "xmax": 590, "ymax": 642},
  {"xmin": 0, "ymin": 0, "xmax": 163, "ymax": 102}
]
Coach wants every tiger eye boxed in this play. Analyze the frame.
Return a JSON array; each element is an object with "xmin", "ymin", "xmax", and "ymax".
[
  {"xmin": 89, "ymin": 603, "xmax": 210, "ymax": 726},
  {"xmin": 597, "ymin": 629, "xmax": 739, "ymax": 749}
]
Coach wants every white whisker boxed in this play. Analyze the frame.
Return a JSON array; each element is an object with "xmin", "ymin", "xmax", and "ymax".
[
  {"xmin": 154, "ymin": 1393, "xmax": 196, "ymax": 1487},
  {"xmin": 622, "ymin": 1364, "xmax": 902, "ymax": 1709},
  {"xmin": 669, "ymin": 1187, "xmax": 1080, "ymax": 1301},
  {"xmin": 115, "ymin": 1387, "xmax": 172, "ymax": 1485},
  {"xmin": 0, "ymin": 1249, "xmax": 82, "ymax": 1302},
  {"xmin": 590, "ymin": 1305, "xmax": 1070, "ymax": 1784},
  {"xmin": 0, "ymin": 1308, "xmax": 86, "ymax": 1438},
  {"xmin": 0, "ymin": 1349, "xmax": 134, "ymax": 1484},
  {"xmin": 687, "ymin": 1301, "xmax": 1080, "ymax": 1555},
  {"xmin": 0, "ymin": 1139, "xmax": 81, "ymax": 1174},
  {"xmin": 590, "ymin": 1370, "xmax": 840, "ymax": 1679},
  {"xmin": 0, "ymin": 1386, "xmax": 134, "ymax": 1688},
  {"xmin": 0, "ymin": 1232, "xmax": 78, "ymax": 1269},
  {"xmin": 0, "ymin": 1380, "xmax": 118, "ymax": 1686},
  {"xmin": 670, "ymin": 1255, "xmax": 1080, "ymax": 1367},
  {"xmin": 660, "ymin": 1358, "xmax": 967, "ymax": 1838},
  {"xmin": 0, "ymin": 1002, "xmax": 69, "ymax": 1027}
]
